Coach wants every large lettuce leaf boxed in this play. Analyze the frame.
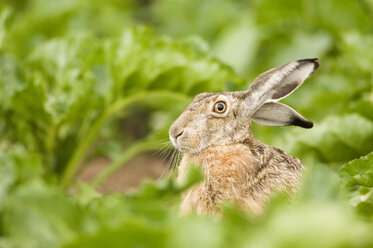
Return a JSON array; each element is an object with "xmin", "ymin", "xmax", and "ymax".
[
  {"xmin": 277, "ymin": 114, "xmax": 373, "ymax": 164},
  {"xmin": 339, "ymin": 152, "xmax": 373, "ymax": 218}
]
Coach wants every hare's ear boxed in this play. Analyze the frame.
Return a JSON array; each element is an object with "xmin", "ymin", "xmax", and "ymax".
[
  {"xmin": 252, "ymin": 102, "xmax": 313, "ymax": 128},
  {"xmin": 243, "ymin": 58, "xmax": 319, "ymax": 114}
]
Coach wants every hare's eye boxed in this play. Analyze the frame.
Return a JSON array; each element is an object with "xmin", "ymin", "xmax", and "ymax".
[{"xmin": 214, "ymin": 101, "xmax": 227, "ymax": 113}]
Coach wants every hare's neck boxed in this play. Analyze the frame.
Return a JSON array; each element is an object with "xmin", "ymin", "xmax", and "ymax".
[{"xmin": 177, "ymin": 143, "xmax": 257, "ymax": 183}]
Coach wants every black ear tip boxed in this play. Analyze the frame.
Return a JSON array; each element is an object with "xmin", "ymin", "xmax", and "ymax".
[
  {"xmin": 312, "ymin": 60, "xmax": 320, "ymax": 71},
  {"xmin": 292, "ymin": 117, "xmax": 313, "ymax": 129},
  {"xmin": 303, "ymin": 121, "xmax": 314, "ymax": 129},
  {"xmin": 297, "ymin": 58, "xmax": 319, "ymax": 71}
]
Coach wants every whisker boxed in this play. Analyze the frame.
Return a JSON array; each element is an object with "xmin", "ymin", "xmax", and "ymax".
[
  {"xmin": 153, "ymin": 140, "xmax": 172, "ymax": 157},
  {"xmin": 158, "ymin": 148, "xmax": 176, "ymax": 181},
  {"xmin": 171, "ymin": 150, "xmax": 181, "ymax": 180},
  {"xmin": 161, "ymin": 148, "xmax": 173, "ymax": 163}
]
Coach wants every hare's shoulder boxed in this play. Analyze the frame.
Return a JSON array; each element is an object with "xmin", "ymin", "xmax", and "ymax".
[
  {"xmin": 246, "ymin": 139, "xmax": 303, "ymax": 171},
  {"xmin": 178, "ymin": 141, "xmax": 303, "ymax": 186}
]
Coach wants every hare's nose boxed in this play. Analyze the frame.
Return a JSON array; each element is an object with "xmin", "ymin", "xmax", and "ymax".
[{"xmin": 175, "ymin": 131, "xmax": 184, "ymax": 140}]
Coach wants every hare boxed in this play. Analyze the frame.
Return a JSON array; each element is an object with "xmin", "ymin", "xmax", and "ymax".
[{"xmin": 169, "ymin": 58, "xmax": 319, "ymax": 216}]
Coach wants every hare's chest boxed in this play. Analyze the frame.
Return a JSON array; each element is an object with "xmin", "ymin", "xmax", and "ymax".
[
  {"xmin": 177, "ymin": 146, "xmax": 261, "ymax": 215},
  {"xmin": 177, "ymin": 145, "xmax": 258, "ymax": 190}
]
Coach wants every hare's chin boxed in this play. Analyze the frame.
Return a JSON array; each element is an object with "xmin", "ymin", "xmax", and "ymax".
[
  {"xmin": 175, "ymin": 145, "xmax": 190, "ymax": 153},
  {"xmin": 175, "ymin": 145, "xmax": 201, "ymax": 154}
]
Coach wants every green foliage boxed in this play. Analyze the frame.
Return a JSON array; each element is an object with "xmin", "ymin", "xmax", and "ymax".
[
  {"xmin": 1, "ymin": 145, "xmax": 373, "ymax": 248},
  {"xmin": 279, "ymin": 114, "xmax": 373, "ymax": 164},
  {"xmin": 0, "ymin": 24, "xmax": 242, "ymax": 187},
  {"xmin": 1, "ymin": 0, "xmax": 373, "ymax": 247},
  {"xmin": 339, "ymin": 152, "xmax": 373, "ymax": 219}
]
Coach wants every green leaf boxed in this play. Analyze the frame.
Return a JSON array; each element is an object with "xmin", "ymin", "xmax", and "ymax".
[
  {"xmin": 0, "ymin": 54, "xmax": 26, "ymax": 109},
  {"xmin": 351, "ymin": 92, "xmax": 373, "ymax": 122},
  {"xmin": 282, "ymin": 114, "xmax": 373, "ymax": 164},
  {"xmin": 64, "ymin": 221, "xmax": 167, "ymax": 248},
  {"xmin": 339, "ymin": 152, "xmax": 373, "ymax": 218},
  {"xmin": 2, "ymin": 180, "xmax": 83, "ymax": 248},
  {"xmin": 339, "ymin": 152, "xmax": 373, "ymax": 187}
]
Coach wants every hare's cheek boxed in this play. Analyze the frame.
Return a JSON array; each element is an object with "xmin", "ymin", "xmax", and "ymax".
[{"xmin": 177, "ymin": 130, "xmax": 203, "ymax": 153}]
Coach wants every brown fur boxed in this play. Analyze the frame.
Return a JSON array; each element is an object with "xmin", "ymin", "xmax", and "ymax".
[
  {"xmin": 169, "ymin": 58, "xmax": 318, "ymax": 216},
  {"xmin": 177, "ymin": 141, "xmax": 303, "ymax": 215}
]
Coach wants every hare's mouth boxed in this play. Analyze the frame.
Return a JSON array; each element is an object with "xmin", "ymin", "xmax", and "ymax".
[
  {"xmin": 171, "ymin": 140, "xmax": 192, "ymax": 153},
  {"xmin": 171, "ymin": 139, "xmax": 202, "ymax": 154},
  {"xmin": 169, "ymin": 128, "xmax": 204, "ymax": 154}
]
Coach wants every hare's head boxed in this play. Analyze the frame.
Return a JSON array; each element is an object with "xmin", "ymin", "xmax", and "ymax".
[{"xmin": 170, "ymin": 58, "xmax": 319, "ymax": 154}]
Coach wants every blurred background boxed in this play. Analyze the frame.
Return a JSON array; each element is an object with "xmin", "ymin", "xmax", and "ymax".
[{"xmin": 1, "ymin": 0, "xmax": 373, "ymax": 247}]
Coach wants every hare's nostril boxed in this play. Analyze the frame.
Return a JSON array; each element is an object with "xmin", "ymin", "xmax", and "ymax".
[{"xmin": 175, "ymin": 131, "xmax": 184, "ymax": 140}]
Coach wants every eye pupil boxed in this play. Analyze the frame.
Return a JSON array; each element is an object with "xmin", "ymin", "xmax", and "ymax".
[{"xmin": 214, "ymin": 101, "xmax": 226, "ymax": 113}]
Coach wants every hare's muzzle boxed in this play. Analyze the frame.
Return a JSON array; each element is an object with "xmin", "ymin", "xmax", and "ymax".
[
  {"xmin": 175, "ymin": 131, "xmax": 184, "ymax": 140},
  {"xmin": 169, "ymin": 125, "xmax": 184, "ymax": 148}
]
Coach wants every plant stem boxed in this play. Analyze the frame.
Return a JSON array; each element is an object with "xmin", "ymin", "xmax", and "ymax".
[
  {"xmin": 45, "ymin": 122, "xmax": 57, "ymax": 171},
  {"xmin": 60, "ymin": 91, "xmax": 190, "ymax": 189},
  {"xmin": 90, "ymin": 139, "xmax": 159, "ymax": 188}
]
